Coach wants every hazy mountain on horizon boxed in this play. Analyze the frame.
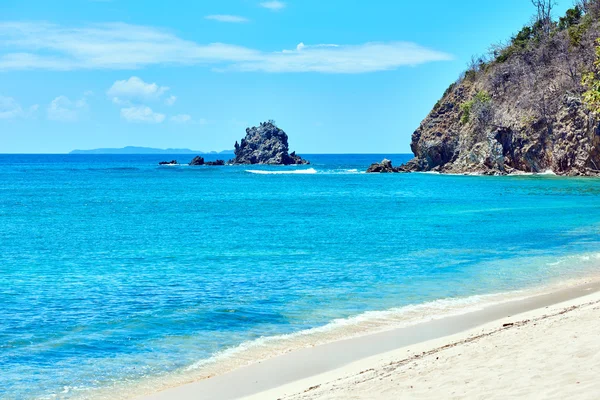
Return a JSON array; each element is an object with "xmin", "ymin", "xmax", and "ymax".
[{"xmin": 69, "ymin": 146, "xmax": 235, "ymax": 155}]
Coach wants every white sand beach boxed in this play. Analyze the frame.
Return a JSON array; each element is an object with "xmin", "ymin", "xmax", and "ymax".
[
  {"xmin": 141, "ymin": 279, "xmax": 600, "ymax": 400},
  {"xmin": 248, "ymin": 288, "xmax": 600, "ymax": 400}
]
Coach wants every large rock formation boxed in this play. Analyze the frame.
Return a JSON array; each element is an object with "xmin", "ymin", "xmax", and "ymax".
[
  {"xmin": 229, "ymin": 121, "xmax": 309, "ymax": 165},
  {"xmin": 399, "ymin": 4, "xmax": 600, "ymax": 176}
]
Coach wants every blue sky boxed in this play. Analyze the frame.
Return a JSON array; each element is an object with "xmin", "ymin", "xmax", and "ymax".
[{"xmin": 0, "ymin": 0, "xmax": 573, "ymax": 153}]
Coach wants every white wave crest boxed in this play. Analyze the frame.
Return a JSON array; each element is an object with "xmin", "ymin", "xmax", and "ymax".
[
  {"xmin": 184, "ymin": 290, "xmax": 524, "ymax": 373},
  {"xmin": 246, "ymin": 168, "xmax": 318, "ymax": 175}
]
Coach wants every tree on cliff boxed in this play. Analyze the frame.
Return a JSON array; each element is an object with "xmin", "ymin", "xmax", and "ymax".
[
  {"xmin": 531, "ymin": 0, "xmax": 556, "ymax": 35},
  {"xmin": 582, "ymin": 39, "xmax": 600, "ymax": 114}
]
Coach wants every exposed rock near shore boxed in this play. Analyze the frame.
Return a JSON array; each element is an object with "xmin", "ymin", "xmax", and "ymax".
[
  {"xmin": 366, "ymin": 159, "xmax": 406, "ymax": 173},
  {"xmin": 189, "ymin": 156, "xmax": 205, "ymax": 166},
  {"xmin": 189, "ymin": 156, "xmax": 225, "ymax": 166},
  {"xmin": 158, "ymin": 160, "xmax": 178, "ymax": 165},
  {"xmin": 398, "ymin": 4, "xmax": 600, "ymax": 176},
  {"xmin": 206, "ymin": 160, "xmax": 225, "ymax": 166},
  {"xmin": 229, "ymin": 121, "xmax": 310, "ymax": 165}
]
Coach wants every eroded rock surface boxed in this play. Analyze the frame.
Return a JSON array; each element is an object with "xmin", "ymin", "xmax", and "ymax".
[
  {"xmin": 398, "ymin": 7, "xmax": 600, "ymax": 176},
  {"xmin": 230, "ymin": 121, "xmax": 310, "ymax": 165},
  {"xmin": 189, "ymin": 156, "xmax": 205, "ymax": 166},
  {"xmin": 159, "ymin": 160, "xmax": 178, "ymax": 165},
  {"xmin": 366, "ymin": 159, "xmax": 404, "ymax": 173}
]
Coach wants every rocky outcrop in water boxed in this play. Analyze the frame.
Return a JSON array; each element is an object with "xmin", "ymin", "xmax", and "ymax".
[
  {"xmin": 366, "ymin": 159, "xmax": 405, "ymax": 173},
  {"xmin": 229, "ymin": 121, "xmax": 309, "ymax": 165},
  {"xmin": 206, "ymin": 160, "xmax": 225, "ymax": 166},
  {"xmin": 398, "ymin": 3, "xmax": 600, "ymax": 176},
  {"xmin": 189, "ymin": 156, "xmax": 225, "ymax": 166},
  {"xmin": 159, "ymin": 160, "xmax": 178, "ymax": 165},
  {"xmin": 189, "ymin": 156, "xmax": 205, "ymax": 166}
]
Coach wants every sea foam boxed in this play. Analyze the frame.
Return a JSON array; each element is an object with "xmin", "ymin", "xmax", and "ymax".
[{"xmin": 245, "ymin": 168, "xmax": 318, "ymax": 175}]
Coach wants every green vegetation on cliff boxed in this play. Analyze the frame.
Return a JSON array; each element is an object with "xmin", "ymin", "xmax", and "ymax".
[{"xmin": 582, "ymin": 39, "xmax": 600, "ymax": 114}]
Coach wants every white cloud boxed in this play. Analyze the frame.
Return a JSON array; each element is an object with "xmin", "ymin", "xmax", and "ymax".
[
  {"xmin": 0, "ymin": 95, "xmax": 38, "ymax": 119},
  {"xmin": 111, "ymin": 97, "xmax": 129, "ymax": 106},
  {"xmin": 120, "ymin": 105, "xmax": 165, "ymax": 123},
  {"xmin": 260, "ymin": 1, "xmax": 286, "ymax": 11},
  {"xmin": 0, "ymin": 22, "xmax": 259, "ymax": 71},
  {"xmin": 170, "ymin": 114, "xmax": 192, "ymax": 123},
  {"xmin": 232, "ymin": 42, "xmax": 453, "ymax": 73},
  {"xmin": 107, "ymin": 77, "xmax": 172, "ymax": 121},
  {"xmin": 47, "ymin": 95, "xmax": 88, "ymax": 121},
  {"xmin": 0, "ymin": 22, "xmax": 452, "ymax": 74},
  {"xmin": 165, "ymin": 95, "xmax": 177, "ymax": 106},
  {"xmin": 0, "ymin": 95, "xmax": 25, "ymax": 119},
  {"xmin": 205, "ymin": 15, "xmax": 249, "ymax": 23},
  {"xmin": 107, "ymin": 76, "xmax": 169, "ymax": 104}
]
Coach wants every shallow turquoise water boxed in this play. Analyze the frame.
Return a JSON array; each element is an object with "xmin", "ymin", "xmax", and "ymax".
[{"xmin": 1, "ymin": 154, "xmax": 600, "ymax": 399}]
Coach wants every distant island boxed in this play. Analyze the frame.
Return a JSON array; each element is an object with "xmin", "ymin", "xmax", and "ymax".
[{"xmin": 70, "ymin": 146, "xmax": 234, "ymax": 155}]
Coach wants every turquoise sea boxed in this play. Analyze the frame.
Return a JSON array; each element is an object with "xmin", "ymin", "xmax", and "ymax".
[{"xmin": 2, "ymin": 154, "xmax": 600, "ymax": 399}]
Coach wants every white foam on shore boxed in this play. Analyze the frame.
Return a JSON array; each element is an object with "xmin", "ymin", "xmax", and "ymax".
[
  {"xmin": 181, "ymin": 274, "xmax": 599, "ymax": 378},
  {"xmin": 181, "ymin": 292, "xmax": 521, "ymax": 374},
  {"xmin": 82, "ymin": 292, "xmax": 525, "ymax": 400},
  {"xmin": 79, "ymin": 269, "xmax": 600, "ymax": 400}
]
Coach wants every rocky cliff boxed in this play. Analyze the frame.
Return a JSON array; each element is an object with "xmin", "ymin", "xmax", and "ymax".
[
  {"xmin": 401, "ymin": 2, "xmax": 600, "ymax": 176},
  {"xmin": 230, "ymin": 121, "xmax": 309, "ymax": 165}
]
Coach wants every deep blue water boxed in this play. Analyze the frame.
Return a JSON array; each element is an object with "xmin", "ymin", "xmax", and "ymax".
[{"xmin": 1, "ymin": 154, "xmax": 600, "ymax": 399}]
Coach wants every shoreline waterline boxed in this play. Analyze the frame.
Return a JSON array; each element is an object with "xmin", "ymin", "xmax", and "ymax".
[
  {"xmin": 243, "ymin": 287, "xmax": 600, "ymax": 400},
  {"xmin": 90, "ymin": 273, "xmax": 600, "ymax": 400}
]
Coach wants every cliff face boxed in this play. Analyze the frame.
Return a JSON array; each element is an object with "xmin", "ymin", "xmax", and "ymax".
[
  {"xmin": 230, "ymin": 121, "xmax": 309, "ymax": 165},
  {"xmin": 402, "ymin": 3, "xmax": 600, "ymax": 176}
]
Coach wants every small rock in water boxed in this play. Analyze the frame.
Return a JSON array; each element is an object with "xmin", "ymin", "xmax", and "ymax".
[
  {"xmin": 189, "ymin": 157, "xmax": 225, "ymax": 166},
  {"xmin": 366, "ymin": 159, "xmax": 402, "ymax": 173},
  {"xmin": 158, "ymin": 160, "xmax": 178, "ymax": 165},
  {"xmin": 205, "ymin": 160, "xmax": 225, "ymax": 166},
  {"xmin": 189, "ymin": 156, "xmax": 205, "ymax": 166}
]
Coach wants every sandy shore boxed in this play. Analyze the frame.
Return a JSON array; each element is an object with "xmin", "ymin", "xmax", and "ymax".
[{"xmin": 140, "ymin": 279, "xmax": 600, "ymax": 400}]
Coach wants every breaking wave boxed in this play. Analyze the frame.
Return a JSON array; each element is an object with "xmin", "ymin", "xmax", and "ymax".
[{"xmin": 245, "ymin": 168, "xmax": 318, "ymax": 175}]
